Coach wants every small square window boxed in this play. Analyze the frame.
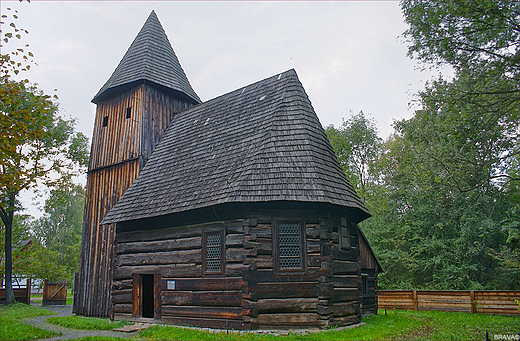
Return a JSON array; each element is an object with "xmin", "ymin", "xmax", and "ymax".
[
  {"xmin": 126, "ymin": 107, "xmax": 131, "ymax": 119},
  {"xmin": 102, "ymin": 116, "xmax": 108, "ymax": 127}
]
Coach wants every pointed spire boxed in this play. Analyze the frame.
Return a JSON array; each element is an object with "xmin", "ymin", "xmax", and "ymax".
[{"xmin": 92, "ymin": 11, "xmax": 200, "ymax": 104}]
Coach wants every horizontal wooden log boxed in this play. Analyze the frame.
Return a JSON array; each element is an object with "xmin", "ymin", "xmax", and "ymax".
[
  {"xmin": 255, "ymin": 313, "xmax": 319, "ymax": 326},
  {"xmin": 112, "ymin": 290, "xmax": 133, "ymax": 304},
  {"xmin": 306, "ymin": 239, "xmax": 322, "ymax": 254},
  {"xmin": 117, "ymin": 221, "xmax": 239, "ymax": 243},
  {"xmin": 333, "ymin": 275, "xmax": 359, "ymax": 289},
  {"xmin": 256, "ymin": 282, "xmax": 318, "ymax": 299},
  {"xmin": 248, "ymin": 225, "xmax": 272, "ymax": 238},
  {"xmin": 113, "ymin": 304, "xmax": 133, "ymax": 313},
  {"xmin": 116, "ymin": 237, "xmax": 201, "ymax": 254},
  {"xmin": 116, "ymin": 249, "xmax": 201, "ymax": 267},
  {"xmin": 332, "ymin": 288, "xmax": 360, "ymax": 303},
  {"xmin": 226, "ymin": 263, "xmax": 250, "ymax": 277},
  {"xmin": 244, "ymin": 238, "xmax": 272, "ymax": 255},
  {"xmin": 331, "ymin": 260, "xmax": 360, "ymax": 275},
  {"xmin": 113, "ymin": 313, "xmax": 133, "ymax": 321},
  {"xmin": 254, "ymin": 255, "xmax": 273, "ymax": 269},
  {"xmin": 162, "ymin": 305, "xmax": 244, "ymax": 320},
  {"xmin": 162, "ymin": 264, "xmax": 202, "ymax": 278},
  {"xmin": 113, "ymin": 264, "xmax": 202, "ymax": 280},
  {"xmin": 331, "ymin": 314, "xmax": 361, "ymax": 326},
  {"xmin": 332, "ymin": 248, "xmax": 358, "ymax": 262},
  {"xmin": 161, "ymin": 316, "xmax": 250, "ymax": 330},
  {"xmin": 256, "ymin": 298, "xmax": 318, "ymax": 313},
  {"xmin": 112, "ymin": 279, "xmax": 133, "ymax": 290},
  {"xmin": 162, "ymin": 277, "xmax": 246, "ymax": 291},
  {"xmin": 226, "ymin": 248, "xmax": 256, "ymax": 263},
  {"xmin": 332, "ymin": 301, "xmax": 359, "ymax": 317},
  {"xmin": 307, "ymin": 255, "xmax": 329, "ymax": 268},
  {"xmin": 226, "ymin": 234, "xmax": 244, "ymax": 247},
  {"xmin": 162, "ymin": 290, "xmax": 242, "ymax": 306}
]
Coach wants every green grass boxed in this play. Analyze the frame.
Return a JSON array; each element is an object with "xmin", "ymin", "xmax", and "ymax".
[
  {"xmin": 60, "ymin": 337, "xmax": 134, "ymax": 341},
  {"xmin": 138, "ymin": 310, "xmax": 520, "ymax": 341},
  {"xmin": 0, "ymin": 302, "xmax": 59, "ymax": 341},
  {"xmin": 46, "ymin": 315, "xmax": 133, "ymax": 330}
]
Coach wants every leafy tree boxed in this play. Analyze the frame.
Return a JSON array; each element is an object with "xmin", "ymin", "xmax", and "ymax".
[
  {"xmin": 0, "ymin": 8, "xmax": 89, "ymax": 303},
  {"xmin": 360, "ymin": 1, "xmax": 520, "ymax": 290},
  {"xmin": 327, "ymin": 2, "xmax": 520, "ymax": 290},
  {"xmin": 32, "ymin": 177, "xmax": 86, "ymax": 282},
  {"xmin": 0, "ymin": 214, "xmax": 70, "ymax": 285},
  {"xmin": 401, "ymin": 1, "xmax": 519, "ymax": 78},
  {"xmin": 325, "ymin": 111, "xmax": 382, "ymax": 202}
]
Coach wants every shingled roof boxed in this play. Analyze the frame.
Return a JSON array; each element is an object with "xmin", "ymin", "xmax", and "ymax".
[
  {"xmin": 92, "ymin": 11, "xmax": 200, "ymax": 104},
  {"xmin": 102, "ymin": 69, "xmax": 370, "ymax": 224}
]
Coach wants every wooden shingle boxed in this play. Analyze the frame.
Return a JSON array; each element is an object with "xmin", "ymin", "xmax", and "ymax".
[
  {"xmin": 92, "ymin": 11, "xmax": 200, "ymax": 104},
  {"xmin": 102, "ymin": 69, "xmax": 370, "ymax": 224}
]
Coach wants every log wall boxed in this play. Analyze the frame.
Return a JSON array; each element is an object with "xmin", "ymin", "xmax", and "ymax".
[
  {"xmin": 379, "ymin": 290, "xmax": 520, "ymax": 315},
  {"xmin": 329, "ymin": 222, "xmax": 363, "ymax": 326},
  {"xmin": 76, "ymin": 83, "xmax": 195, "ymax": 317},
  {"xmin": 111, "ymin": 208, "xmax": 373, "ymax": 329},
  {"xmin": 113, "ymin": 219, "xmax": 251, "ymax": 329}
]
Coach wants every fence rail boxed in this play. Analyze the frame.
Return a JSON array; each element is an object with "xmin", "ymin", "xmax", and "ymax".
[{"xmin": 378, "ymin": 290, "xmax": 519, "ymax": 316}]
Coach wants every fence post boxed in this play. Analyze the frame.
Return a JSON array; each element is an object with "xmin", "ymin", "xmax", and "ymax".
[
  {"xmin": 470, "ymin": 291, "xmax": 476, "ymax": 313},
  {"xmin": 413, "ymin": 290, "xmax": 418, "ymax": 311}
]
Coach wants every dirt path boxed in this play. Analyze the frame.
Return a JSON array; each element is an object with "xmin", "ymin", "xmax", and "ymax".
[{"xmin": 23, "ymin": 304, "xmax": 140, "ymax": 340}]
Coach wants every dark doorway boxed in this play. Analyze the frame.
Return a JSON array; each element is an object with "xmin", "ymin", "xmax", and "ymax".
[{"xmin": 141, "ymin": 274, "xmax": 154, "ymax": 318}]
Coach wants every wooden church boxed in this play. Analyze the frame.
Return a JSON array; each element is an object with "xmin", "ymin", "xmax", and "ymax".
[{"xmin": 75, "ymin": 11, "xmax": 382, "ymax": 329}]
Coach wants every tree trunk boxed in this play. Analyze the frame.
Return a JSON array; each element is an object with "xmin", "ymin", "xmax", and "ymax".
[{"xmin": 1, "ymin": 192, "xmax": 16, "ymax": 304}]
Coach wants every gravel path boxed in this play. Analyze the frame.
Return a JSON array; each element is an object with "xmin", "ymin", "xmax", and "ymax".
[{"xmin": 23, "ymin": 304, "xmax": 140, "ymax": 340}]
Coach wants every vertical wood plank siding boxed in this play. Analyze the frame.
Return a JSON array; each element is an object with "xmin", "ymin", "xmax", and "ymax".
[{"xmin": 76, "ymin": 83, "xmax": 194, "ymax": 317}]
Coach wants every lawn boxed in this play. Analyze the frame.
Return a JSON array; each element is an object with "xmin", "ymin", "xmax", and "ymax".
[
  {"xmin": 0, "ymin": 303, "xmax": 59, "ymax": 341},
  {"xmin": 46, "ymin": 315, "xmax": 132, "ymax": 330},
  {"xmin": 137, "ymin": 310, "xmax": 519, "ymax": 341},
  {"xmin": 1, "ymin": 303, "xmax": 518, "ymax": 341}
]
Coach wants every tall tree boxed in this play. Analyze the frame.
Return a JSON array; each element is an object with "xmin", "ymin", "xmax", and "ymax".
[
  {"xmin": 32, "ymin": 177, "xmax": 86, "ymax": 282},
  {"xmin": 325, "ymin": 111, "xmax": 382, "ymax": 202},
  {"xmin": 0, "ymin": 8, "xmax": 89, "ymax": 303},
  {"xmin": 363, "ymin": 1, "xmax": 520, "ymax": 289}
]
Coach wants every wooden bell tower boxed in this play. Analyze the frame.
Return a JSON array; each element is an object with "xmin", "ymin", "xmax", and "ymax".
[{"xmin": 75, "ymin": 11, "xmax": 200, "ymax": 317}]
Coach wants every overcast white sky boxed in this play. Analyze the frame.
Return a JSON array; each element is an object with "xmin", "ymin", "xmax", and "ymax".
[{"xmin": 4, "ymin": 1, "xmax": 444, "ymax": 216}]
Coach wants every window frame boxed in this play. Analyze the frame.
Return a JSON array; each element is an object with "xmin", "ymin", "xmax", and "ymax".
[
  {"xmin": 202, "ymin": 230, "xmax": 225, "ymax": 276},
  {"xmin": 273, "ymin": 218, "xmax": 306, "ymax": 274},
  {"xmin": 340, "ymin": 217, "xmax": 350, "ymax": 250}
]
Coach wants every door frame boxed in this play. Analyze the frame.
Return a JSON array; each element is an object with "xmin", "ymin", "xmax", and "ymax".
[{"xmin": 132, "ymin": 272, "xmax": 161, "ymax": 319}]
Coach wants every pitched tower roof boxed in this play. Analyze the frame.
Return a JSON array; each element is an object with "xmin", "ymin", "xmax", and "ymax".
[
  {"xmin": 102, "ymin": 69, "xmax": 370, "ymax": 224},
  {"xmin": 92, "ymin": 10, "xmax": 200, "ymax": 104}
]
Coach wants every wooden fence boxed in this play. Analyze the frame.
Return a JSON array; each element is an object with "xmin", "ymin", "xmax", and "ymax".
[
  {"xmin": 379, "ymin": 290, "xmax": 519, "ymax": 316},
  {"xmin": 42, "ymin": 280, "xmax": 67, "ymax": 305},
  {"xmin": 0, "ymin": 277, "xmax": 31, "ymax": 305}
]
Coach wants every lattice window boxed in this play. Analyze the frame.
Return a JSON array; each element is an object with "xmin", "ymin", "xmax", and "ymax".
[
  {"xmin": 278, "ymin": 222, "xmax": 302, "ymax": 269},
  {"xmin": 204, "ymin": 232, "xmax": 223, "ymax": 274}
]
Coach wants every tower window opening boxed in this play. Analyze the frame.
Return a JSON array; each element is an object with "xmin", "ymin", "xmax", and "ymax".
[
  {"xmin": 126, "ymin": 107, "xmax": 131, "ymax": 119},
  {"xmin": 102, "ymin": 116, "xmax": 108, "ymax": 127}
]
